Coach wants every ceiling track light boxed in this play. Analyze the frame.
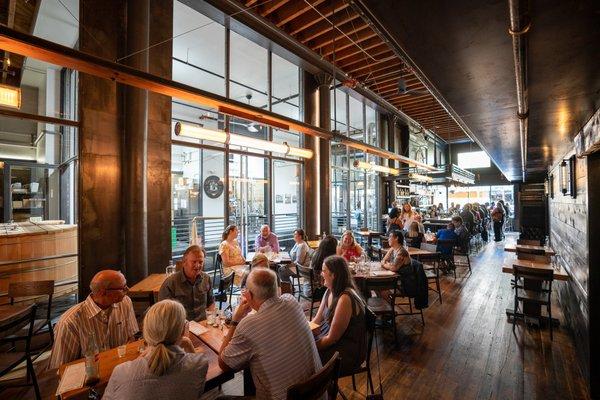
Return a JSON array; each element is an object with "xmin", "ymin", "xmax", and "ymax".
[
  {"xmin": 353, "ymin": 160, "xmax": 399, "ymax": 175},
  {"xmin": 174, "ymin": 122, "xmax": 313, "ymax": 159}
]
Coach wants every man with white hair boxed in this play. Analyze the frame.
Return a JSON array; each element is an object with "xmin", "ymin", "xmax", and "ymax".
[
  {"xmin": 254, "ymin": 224, "xmax": 280, "ymax": 253},
  {"xmin": 219, "ymin": 268, "xmax": 321, "ymax": 400},
  {"xmin": 48, "ymin": 269, "xmax": 138, "ymax": 369}
]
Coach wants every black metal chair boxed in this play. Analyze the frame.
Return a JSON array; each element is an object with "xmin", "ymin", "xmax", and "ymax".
[
  {"xmin": 339, "ymin": 307, "xmax": 376, "ymax": 397},
  {"xmin": 7, "ymin": 280, "xmax": 55, "ymax": 354},
  {"xmin": 365, "ymin": 276, "xmax": 399, "ymax": 346},
  {"xmin": 512, "ymin": 265, "xmax": 554, "ymax": 340},
  {"xmin": 296, "ymin": 264, "xmax": 322, "ymax": 319},
  {"xmin": 0, "ymin": 304, "xmax": 41, "ymax": 400},
  {"xmin": 419, "ymin": 243, "xmax": 442, "ymax": 304},
  {"xmin": 286, "ymin": 351, "xmax": 340, "ymax": 400},
  {"xmin": 453, "ymin": 237, "xmax": 472, "ymax": 276},
  {"xmin": 213, "ymin": 271, "xmax": 235, "ymax": 310},
  {"xmin": 436, "ymin": 239, "xmax": 457, "ymax": 278},
  {"xmin": 212, "ymin": 253, "xmax": 223, "ymax": 287}
]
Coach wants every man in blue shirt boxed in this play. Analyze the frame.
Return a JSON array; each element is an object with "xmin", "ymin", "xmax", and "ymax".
[{"xmin": 436, "ymin": 223, "xmax": 458, "ymax": 255}]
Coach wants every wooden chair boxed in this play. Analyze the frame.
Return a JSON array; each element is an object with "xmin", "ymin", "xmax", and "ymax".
[
  {"xmin": 365, "ymin": 276, "xmax": 399, "ymax": 346},
  {"xmin": 212, "ymin": 253, "xmax": 223, "ymax": 287},
  {"xmin": 214, "ymin": 271, "xmax": 235, "ymax": 310},
  {"xmin": 452, "ymin": 239, "xmax": 472, "ymax": 276},
  {"xmin": 419, "ymin": 243, "xmax": 442, "ymax": 303},
  {"xmin": 512, "ymin": 265, "xmax": 554, "ymax": 340},
  {"xmin": 286, "ymin": 351, "xmax": 340, "ymax": 400},
  {"xmin": 8, "ymin": 280, "xmax": 55, "ymax": 350},
  {"xmin": 517, "ymin": 248, "xmax": 546, "ymax": 256},
  {"xmin": 0, "ymin": 304, "xmax": 41, "ymax": 400},
  {"xmin": 296, "ymin": 265, "xmax": 322, "ymax": 319},
  {"xmin": 517, "ymin": 239, "xmax": 541, "ymax": 246}
]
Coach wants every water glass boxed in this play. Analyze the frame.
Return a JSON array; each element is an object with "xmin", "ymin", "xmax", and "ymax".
[
  {"xmin": 165, "ymin": 264, "xmax": 176, "ymax": 276},
  {"xmin": 206, "ymin": 310, "xmax": 215, "ymax": 325},
  {"xmin": 117, "ymin": 344, "xmax": 127, "ymax": 358}
]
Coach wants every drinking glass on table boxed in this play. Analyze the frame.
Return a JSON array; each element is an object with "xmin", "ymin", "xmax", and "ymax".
[
  {"xmin": 206, "ymin": 310, "xmax": 215, "ymax": 325},
  {"xmin": 117, "ymin": 344, "xmax": 127, "ymax": 358},
  {"xmin": 165, "ymin": 262, "xmax": 176, "ymax": 276}
]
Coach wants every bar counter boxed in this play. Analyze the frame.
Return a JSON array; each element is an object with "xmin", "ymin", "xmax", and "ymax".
[{"xmin": 0, "ymin": 221, "xmax": 78, "ymax": 305}]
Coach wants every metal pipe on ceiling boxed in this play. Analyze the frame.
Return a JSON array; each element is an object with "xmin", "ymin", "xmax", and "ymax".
[{"xmin": 508, "ymin": 0, "xmax": 530, "ymax": 182}]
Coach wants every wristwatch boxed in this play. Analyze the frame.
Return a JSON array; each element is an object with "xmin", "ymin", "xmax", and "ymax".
[{"xmin": 225, "ymin": 319, "xmax": 239, "ymax": 327}]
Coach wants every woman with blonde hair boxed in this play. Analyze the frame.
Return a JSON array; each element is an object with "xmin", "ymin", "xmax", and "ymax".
[
  {"xmin": 400, "ymin": 202, "xmax": 415, "ymax": 231},
  {"xmin": 218, "ymin": 224, "xmax": 246, "ymax": 275},
  {"xmin": 336, "ymin": 230, "xmax": 363, "ymax": 262},
  {"xmin": 103, "ymin": 300, "xmax": 208, "ymax": 399}
]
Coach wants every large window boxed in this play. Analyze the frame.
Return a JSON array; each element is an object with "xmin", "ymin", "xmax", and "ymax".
[
  {"xmin": 447, "ymin": 184, "xmax": 514, "ymax": 212},
  {"xmin": 173, "ymin": 2, "xmax": 225, "ymax": 96},
  {"xmin": 457, "ymin": 151, "xmax": 491, "ymax": 169},
  {"xmin": 171, "ymin": 3, "xmax": 305, "ymax": 262}
]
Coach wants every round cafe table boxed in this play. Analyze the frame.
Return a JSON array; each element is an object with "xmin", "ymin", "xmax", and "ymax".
[{"xmin": 350, "ymin": 261, "xmax": 398, "ymax": 298}]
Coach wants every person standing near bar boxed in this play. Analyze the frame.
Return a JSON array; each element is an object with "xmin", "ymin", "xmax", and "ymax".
[
  {"xmin": 49, "ymin": 270, "xmax": 138, "ymax": 369},
  {"xmin": 159, "ymin": 245, "xmax": 215, "ymax": 321},
  {"xmin": 491, "ymin": 201, "xmax": 505, "ymax": 242},
  {"xmin": 254, "ymin": 224, "xmax": 280, "ymax": 253}
]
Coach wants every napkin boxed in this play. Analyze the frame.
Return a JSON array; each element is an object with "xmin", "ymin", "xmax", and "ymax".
[{"xmin": 189, "ymin": 320, "xmax": 209, "ymax": 336}]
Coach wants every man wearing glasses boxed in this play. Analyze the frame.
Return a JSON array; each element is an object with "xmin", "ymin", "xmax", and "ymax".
[{"xmin": 48, "ymin": 270, "xmax": 138, "ymax": 369}]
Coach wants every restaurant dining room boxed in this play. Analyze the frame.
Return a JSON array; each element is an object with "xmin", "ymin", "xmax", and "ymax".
[{"xmin": 0, "ymin": 0, "xmax": 598, "ymax": 399}]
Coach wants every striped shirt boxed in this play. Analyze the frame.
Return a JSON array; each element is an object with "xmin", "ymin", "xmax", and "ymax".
[
  {"xmin": 221, "ymin": 294, "xmax": 322, "ymax": 400},
  {"xmin": 48, "ymin": 295, "xmax": 139, "ymax": 370}
]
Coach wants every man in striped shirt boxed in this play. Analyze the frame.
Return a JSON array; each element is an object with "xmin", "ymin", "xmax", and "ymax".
[
  {"xmin": 219, "ymin": 268, "xmax": 322, "ymax": 400},
  {"xmin": 48, "ymin": 270, "xmax": 138, "ymax": 370}
]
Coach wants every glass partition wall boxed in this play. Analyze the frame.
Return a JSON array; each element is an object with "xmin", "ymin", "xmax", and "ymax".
[
  {"xmin": 171, "ymin": 2, "xmax": 303, "ymax": 264},
  {"xmin": 330, "ymin": 87, "xmax": 381, "ymax": 236}
]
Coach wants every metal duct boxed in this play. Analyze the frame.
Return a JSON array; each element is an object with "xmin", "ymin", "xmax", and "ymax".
[{"xmin": 508, "ymin": 0, "xmax": 530, "ymax": 181}]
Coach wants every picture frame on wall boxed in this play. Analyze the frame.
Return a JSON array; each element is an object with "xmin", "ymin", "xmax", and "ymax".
[
  {"xmin": 291, "ymin": 194, "xmax": 297, "ymax": 203},
  {"xmin": 284, "ymin": 194, "xmax": 291, "ymax": 204},
  {"xmin": 275, "ymin": 194, "xmax": 283, "ymax": 203}
]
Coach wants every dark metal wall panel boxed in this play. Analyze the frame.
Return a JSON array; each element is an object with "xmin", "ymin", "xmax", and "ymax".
[
  {"xmin": 78, "ymin": 0, "xmax": 126, "ymax": 297},
  {"xmin": 146, "ymin": 0, "xmax": 174, "ymax": 273}
]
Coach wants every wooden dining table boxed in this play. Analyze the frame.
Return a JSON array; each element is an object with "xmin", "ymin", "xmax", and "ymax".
[
  {"xmin": 503, "ymin": 243, "xmax": 556, "ymax": 256},
  {"xmin": 245, "ymin": 251, "xmax": 291, "ymax": 264},
  {"xmin": 54, "ymin": 330, "xmax": 234, "ymax": 399},
  {"xmin": 128, "ymin": 273, "xmax": 167, "ymax": 296},
  {"xmin": 356, "ymin": 230, "xmax": 382, "ymax": 248}
]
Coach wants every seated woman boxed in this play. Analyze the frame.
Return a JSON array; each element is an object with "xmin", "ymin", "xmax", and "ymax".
[
  {"xmin": 279, "ymin": 228, "xmax": 311, "ymax": 284},
  {"xmin": 336, "ymin": 230, "xmax": 363, "ymax": 262},
  {"xmin": 404, "ymin": 221, "xmax": 425, "ymax": 248},
  {"xmin": 312, "ymin": 255, "xmax": 366, "ymax": 375},
  {"xmin": 304, "ymin": 235, "xmax": 338, "ymax": 297},
  {"xmin": 381, "ymin": 229, "xmax": 404, "ymax": 267},
  {"xmin": 218, "ymin": 225, "xmax": 246, "ymax": 276},
  {"xmin": 103, "ymin": 300, "xmax": 208, "ymax": 400},
  {"xmin": 387, "ymin": 206, "xmax": 402, "ymax": 233}
]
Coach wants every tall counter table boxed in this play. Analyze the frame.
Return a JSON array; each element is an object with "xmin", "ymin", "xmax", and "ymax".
[{"xmin": 0, "ymin": 221, "xmax": 78, "ymax": 305}]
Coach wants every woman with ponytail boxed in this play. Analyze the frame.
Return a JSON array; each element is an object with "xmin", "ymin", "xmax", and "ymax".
[{"xmin": 104, "ymin": 300, "xmax": 208, "ymax": 399}]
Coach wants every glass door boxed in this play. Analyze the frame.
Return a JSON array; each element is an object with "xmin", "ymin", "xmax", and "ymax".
[{"xmin": 228, "ymin": 154, "xmax": 268, "ymax": 254}]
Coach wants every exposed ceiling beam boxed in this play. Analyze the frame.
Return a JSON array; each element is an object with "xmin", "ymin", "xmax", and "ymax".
[
  {"xmin": 295, "ymin": 11, "xmax": 358, "ymax": 41},
  {"xmin": 274, "ymin": 0, "xmax": 326, "ymax": 28},
  {"xmin": 259, "ymin": 0, "xmax": 289, "ymax": 17}
]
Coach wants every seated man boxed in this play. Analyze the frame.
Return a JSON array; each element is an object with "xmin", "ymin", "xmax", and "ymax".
[
  {"xmin": 435, "ymin": 222, "xmax": 458, "ymax": 255},
  {"xmin": 159, "ymin": 245, "xmax": 215, "ymax": 321},
  {"xmin": 219, "ymin": 268, "xmax": 321, "ymax": 400},
  {"xmin": 452, "ymin": 216, "xmax": 470, "ymax": 253},
  {"xmin": 254, "ymin": 224, "xmax": 280, "ymax": 253},
  {"xmin": 49, "ymin": 270, "xmax": 138, "ymax": 369}
]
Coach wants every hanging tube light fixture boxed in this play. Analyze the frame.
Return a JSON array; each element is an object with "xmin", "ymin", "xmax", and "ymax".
[
  {"xmin": 175, "ymin": 122, "xmax": 313, "ymax": 159},
  {"xmin": 353, "ymin": 160, "xmax": 399, "ymax": 175}
]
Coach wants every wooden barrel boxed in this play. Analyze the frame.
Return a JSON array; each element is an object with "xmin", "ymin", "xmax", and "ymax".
[{"xmin": 0, "ymin": 222, "xmax": 78, "ymax": 305}]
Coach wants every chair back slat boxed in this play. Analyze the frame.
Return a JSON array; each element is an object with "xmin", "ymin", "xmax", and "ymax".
[
  {"xmin": 8, "ymin": 280, "xmax": 55, "ymax": 299},
  {"xmin": 517, "ymin": 239, "xmax": 542, "ymax": 246},
  {"xmin": 364, "ymin": 275, "xmax": 398, "ymax": 291},
  {"xmin": 517, "ymin": 253, "xmax": 550, "ymax": 263},
  {"xmin": 219, "ymin": 271, "xmax": 235, "ymax": 290},
  {"xmin": 513, "ymin": 265, "xmax": 554, "ymax": 283},
  {"xmin": 296, "ymin": 264, "xmax": 314, "ymax": 281},
  {"xmin": 286, "ymin": 352, "xmax": 341, "ymax": 400}
]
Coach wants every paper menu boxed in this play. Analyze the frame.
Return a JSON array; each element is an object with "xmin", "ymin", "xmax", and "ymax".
[
  {"xmin": 189, "ymin": 320, "xmax": 209, "ymax": 336},
  {"xmin": 371, "ymin": 270, "xmax": 395, "ymax": 276},
  {"xmin": 56, "ymin": 362, "xmax": 86, "ymax": 396}
]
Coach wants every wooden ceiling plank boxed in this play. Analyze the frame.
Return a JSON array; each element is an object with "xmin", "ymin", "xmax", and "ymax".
[
  {"xmin": 285, "ymin": 0, "xmax": 350, "ymax": 36},
  {"xmin": 274, "ymin": 0, "xmax": 327, "ymax": 28},
  {"xmin": 326, "ymin": 40, "xmax": 387, "ymax": 64},
  {"xmin": 338, "ymin": 49, "xmax": 394, "ymax": 72},
  {"xmin": 260, "ymin": 0, "xmax": 289, "ymax": 17},
  {"xmin": 311, "ymin": 22, "xmax": 371, "ymax": 51},
  {"xmin": 294, "ymin": 12, "xmax": 359, "ymax": 42},
  {"xmin": 318, "ymin": 27, "xmax": 376, "ymax": 56}
]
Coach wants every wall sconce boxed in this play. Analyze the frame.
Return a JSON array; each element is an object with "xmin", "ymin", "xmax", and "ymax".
[
  {"xmin": 547, "ymin": 174, "xmax": 554, "ymax": 198},
  {"xmin": 559, "ymin": 155, "xmax": 576, "ymax": 198},
  {"xmin": 0, "ymin": 84, "xmax": 21, "ymax": 109}
]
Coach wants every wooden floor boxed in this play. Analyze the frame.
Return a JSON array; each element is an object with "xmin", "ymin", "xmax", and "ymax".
[
  {"xmin": 335, "ymin": 236, "xmax": 589, "ymax": 400},
  {"xmin": 5, "ymin": 235, "xmax": 589, "ymax": 399}
]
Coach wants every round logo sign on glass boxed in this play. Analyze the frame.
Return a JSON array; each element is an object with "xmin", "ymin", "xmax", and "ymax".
[{"xmin": 203, "ymin": 175, "xmax": 224, "ymax": 199}]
